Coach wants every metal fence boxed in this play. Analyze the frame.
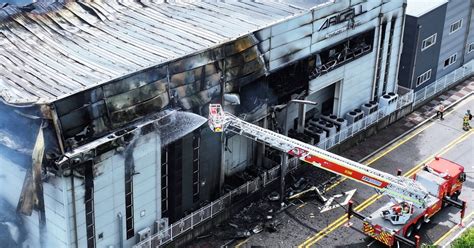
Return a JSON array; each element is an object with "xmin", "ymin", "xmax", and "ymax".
[
  {"xmin": 315, "ymin": 91, "xmax": 413, "ymax": 150},
  {"xmin": 316, "ymin": 59, "xmax": 474, "ymax": 150},
  {"xmin": 134, "ymin": 60, "xmax": 473, "ymax": 248},
  {"xmin": 413, "ymin": 60, "xmax": 473, "ymax": 106},
  {"xmin": 134, "ymin": 157, "xmax": 298, "ymax": 248}
]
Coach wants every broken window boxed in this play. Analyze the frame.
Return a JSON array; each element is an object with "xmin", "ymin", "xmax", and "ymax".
[
  {"xmin": 309, "ymin": 29, "xmax": 375, "ymax": 80},
  {"xmin": 444, "ymin": 53, "xmax": 457, "ymax": 68},
  {"xmin": 267, "ymin": 60, "xmax": 309, "ymax": 104}
]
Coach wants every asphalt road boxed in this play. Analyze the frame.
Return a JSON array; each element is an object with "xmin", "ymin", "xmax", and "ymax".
[{"xmin": 233, "ymin": 96, "xmax": 474, "ymax": 248}]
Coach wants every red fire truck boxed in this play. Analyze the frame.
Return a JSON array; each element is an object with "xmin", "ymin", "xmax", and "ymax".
[
  {"xmin": 349, "ymin": 157, "xmax": 466, "ymax": 247},
  {"xmin": 208, "ymin": 104, "xmax": 466, "ymax": 247}
]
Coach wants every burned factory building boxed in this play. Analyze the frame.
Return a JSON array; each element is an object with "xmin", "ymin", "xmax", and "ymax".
[{"xmin": 0, "ymin": 0, "xmax": 405, "ymax": 247}]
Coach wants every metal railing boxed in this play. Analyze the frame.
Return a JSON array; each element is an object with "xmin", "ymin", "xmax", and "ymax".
[
  {"xmin": 134, "ymin": 60, "xmax": 473, "ymax": 248},
  {"xmin": 314, "ymin": 59, "xmax": 474, "ymax": 150},
  {"xmin": 414, "ymin": 60, "xmax": 473, "ymax": 106},
  {"xmin": 315, "ymin": 93, "xmax": 413, "ymax": 150},
  {"xmin": 134, "ymin": 157, "xmax": 298, "ymax": 248}
]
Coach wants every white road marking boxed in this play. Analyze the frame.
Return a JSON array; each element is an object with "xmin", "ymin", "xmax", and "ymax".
[{"xmin": 320, "ymin": 189, "xmax": 357, "ymax": 213}]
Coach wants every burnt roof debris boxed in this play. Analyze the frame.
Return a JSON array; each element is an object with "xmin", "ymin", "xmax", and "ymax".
[{"xmin": 0, "ymin": 0, "xmax": 329, "ymax": 105}]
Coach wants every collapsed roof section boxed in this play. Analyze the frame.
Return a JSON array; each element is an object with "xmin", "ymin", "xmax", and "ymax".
[{"xmin": 0, "ymin": 0, "xmax": 331, "ymax": 105}]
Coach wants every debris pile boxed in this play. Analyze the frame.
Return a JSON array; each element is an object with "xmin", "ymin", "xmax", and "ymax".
[
  {"xmin": 211, "ymin": 198, "xmax": 283, "ymax": 241},
  {"xmin": 192, "ymin": 159, "xmax": 339, "ymax": 246}
]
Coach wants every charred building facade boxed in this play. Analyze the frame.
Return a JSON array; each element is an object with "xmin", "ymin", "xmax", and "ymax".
[{"xmin": 0, "ymin": 0, "xmax": 405, "ymax": 247}]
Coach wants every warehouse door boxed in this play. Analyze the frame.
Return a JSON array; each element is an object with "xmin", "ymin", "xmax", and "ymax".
[{"xmin": 320, "ymin": 84, "xmax": 336, "ymax": 115}]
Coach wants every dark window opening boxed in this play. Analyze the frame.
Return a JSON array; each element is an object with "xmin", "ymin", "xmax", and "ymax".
[
  {"xmin": 309, "ymin": 29, "xmax": 375, "ymax": 81},
  {"xmin": 161, "ymin": 147, "xmax": 169, "ymax": 216},
  {"xmin": 125, "ymin": 150, "xmax": 135, "ymax": 240},
  {"xmin": 84, "ymin": 161, "xmax": 95, "ymax": 248},
  {"xmin": 168, "ymin": 140, "xmax": 183, "ymax": 222},
  {"xmin": 320, "ymin": 84, "xmax": 336, "ymax": 116},
  {"xmin": 192, "ymin": 130, "xmax": 201, "ymax": 202},
  {"xmin": 267, "ymin": 59, "xmax": 309, "ymax": 104},
  {"xmin": 444, "ymin": 58, "xmax": 450, "ymax": 67}
]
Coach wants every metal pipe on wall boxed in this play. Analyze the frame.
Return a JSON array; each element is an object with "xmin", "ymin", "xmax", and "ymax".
[
  {"xmin": 371, "ymin": 11, "xmax": 385, "ymax": 101},
  {"xmin": 118, "ymin": 212, "xmax": 123, "ymax": 248},
  {"xmin": 394, "ymin": 3, "xmax": 407, "ymax": 93},
  {"xmin": 297, "ymin": 104, "xmax": 306, "ymax": 133}
]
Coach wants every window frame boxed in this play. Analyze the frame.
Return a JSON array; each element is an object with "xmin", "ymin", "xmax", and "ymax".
[
  {"xmin": 443, "ymin": 53, "xmax": 457, "ymax": 68},
  {"xmin": 468, "ymin": 43, "xmax": 474, "ymax": 54},
  {"xmin": 449, "ymin": 19, "xmax": 463, "ymax": 34},
  {"xmin": 421, "ymin": 33, "xmax": 437, "ymax": 51},
  {"xmin": 416, "ymin": 69, "xmax": 432, "ymax": 87}
]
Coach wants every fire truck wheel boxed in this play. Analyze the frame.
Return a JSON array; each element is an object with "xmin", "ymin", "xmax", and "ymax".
[
  {"xmin": 415, "ymin": 218, "xmax": 423, "ymax": 230},
  {"xmin": 405, "ymin": 225, "xmax": 414, "ymax": 238}
]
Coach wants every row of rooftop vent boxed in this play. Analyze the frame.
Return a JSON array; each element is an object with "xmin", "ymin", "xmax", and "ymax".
[{"xmin": 291, "ymin": 93, "xmax": 399, "ymax": 145}]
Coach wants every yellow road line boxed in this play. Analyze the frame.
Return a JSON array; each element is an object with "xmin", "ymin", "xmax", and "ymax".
[
  {"xmin": 433, "ymin": 211, "xmax": 474, "ymax": 246},
  {"xmin": 300, "ymin": 132, "xmax": 468, "ymax": 247},
  {"xmin": 324, "ymin": 96, "xmax": 473, "ymax": 192},
  {"xmin": 310, "ymin": 133, "xmax": 469, "ymax": 245},
  {"xmin": 300, "ymin": 131, "xmax": 473, "ymax": 247}
]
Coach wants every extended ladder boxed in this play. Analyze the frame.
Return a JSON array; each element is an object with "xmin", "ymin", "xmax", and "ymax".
[{"xmin": 209, "ymin": 104, "xmax": 429, "ymax": 208}]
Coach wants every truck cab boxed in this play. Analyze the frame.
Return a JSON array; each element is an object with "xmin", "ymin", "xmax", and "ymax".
[{"xmin": 421, "ymin": 156, "xmax": 466, "ymax": 200}]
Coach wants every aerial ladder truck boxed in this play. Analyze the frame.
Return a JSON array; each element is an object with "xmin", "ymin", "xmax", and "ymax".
[{"xmin": 208, "ymin": 104, "xmax": 466, "ymax": 247}]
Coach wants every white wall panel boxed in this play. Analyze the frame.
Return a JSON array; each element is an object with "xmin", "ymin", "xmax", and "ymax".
[{"xmin": 131, "ymin": 132, "xmax": 160, "ymax": 243}]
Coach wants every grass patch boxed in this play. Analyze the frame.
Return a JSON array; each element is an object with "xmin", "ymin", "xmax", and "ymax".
[{"xmin": 451, "ymin": 227, "xmax": 474, "ymax": 248}]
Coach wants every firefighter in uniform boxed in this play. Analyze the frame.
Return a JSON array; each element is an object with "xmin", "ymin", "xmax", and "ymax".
[{"xmin": 463, "ymin": 114, "xmax": 471, "ymax": 131}]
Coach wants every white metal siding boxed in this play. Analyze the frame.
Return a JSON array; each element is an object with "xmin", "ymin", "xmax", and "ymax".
[
  {"xmin": 128, "ymin": 133, "xmax": 161, "ymax": 247},
  {"xmin": 90, "ymin": 133, "xmax": 161, "ymax": 248},
  {"xmin": 309, "ymin": 1, "xmax": 404, "ymax": 117},
  {"xmin": 43, "ymin": 177, "xmax": 68, "ymax": 247}
]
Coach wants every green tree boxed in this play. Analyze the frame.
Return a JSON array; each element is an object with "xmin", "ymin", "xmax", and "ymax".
[{"xmin": 451, "ymin": 227, "xmax": 474, "ymax": 248}]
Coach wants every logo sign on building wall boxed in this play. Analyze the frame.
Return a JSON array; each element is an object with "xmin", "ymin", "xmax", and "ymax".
[{"xmin": 318, "ymin": 5, "xmax": 366, "ymax": 31}]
